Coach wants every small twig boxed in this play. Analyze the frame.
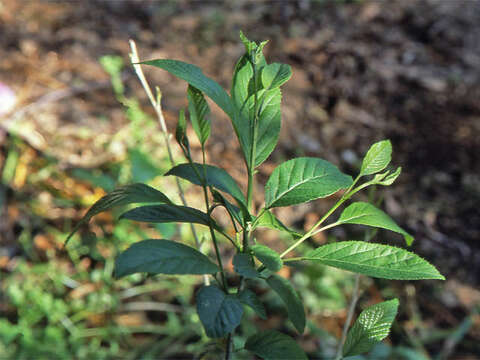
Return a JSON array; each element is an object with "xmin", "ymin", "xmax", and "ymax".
[
  {"xmin": 335, "ymin": 273, "xmax": 360, "ymax": 360},
  {"xmin": 121, "ymin": 301, "xmax": 182, "ymax": 313},
  {"xmin": 129, "ymin": 39, "xmax": 209, "ymax": 286}
]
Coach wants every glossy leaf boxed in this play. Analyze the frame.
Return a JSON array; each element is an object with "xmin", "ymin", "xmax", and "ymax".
[
  {"xmin": 343, "ymin": 299, "xmax": 399, "ymax": 356},
  {"xmin": 253, "ymin": 210, "xmax": 302, "ymax": 238},
  {"xmin": 304, "ymin": 241, "xmax": 444, "ymax": 280},
  {"xmin": 231, "ymin": 36, "xmax": 287, "ymax": 168},
  {"xmin": 230, "ymin": 54, "xmax": 254, "ymax": 164},
  {"xmin": 66, "ymin": 184, "xmax": 171, "ymax": 243},
  {"xmin": 265, "ymin": 157, "xmax": 353, "ymax": 208},
  {"xmin": 120, "ymin": 204, "xmax": 218, "ymax": 229},
  {"xmin": 360, "ymin": 140, "xmax": 392, "ymax": 176},
  {"xmin": 231, "ymin": 58, "xmax": 282, "ymax": 167},
  {"xmin": 261, "ymin": 63, "xmax": 292, "ymax": 89},
  {"xmin": 238, "ymin": 289, "xmax": 267, "ymax": 319},
  {"xmin": 196, "ymin": 285, "xmax": 243, "ymax": 338},
  {"xmin": 166, "ymin": 163, "xmax": 247, "ymax": 206},
  {"xmin": 245, "ymin": 330, "xmax": 308, "ymax": 360},
  {"xmin": 251, "ymin": 244, "xmax": 283, "ymax": 272},
  {"xmin": 267, "ymin": 274, "xmax": 305, "ymax": 333},
  {"xmin": 187, "ymin": 85, "xmax": 210, "ymax": 145},
  {"xmin": 114, "ymin": 239, "xmax": 219, "ymax": 278},
  {"xmin": 251, "ymin": 88, "xmax": 282, "ymax": 167},
  {"xmin": 338, "ymin": 202, "xmax": 414, "ymax": 245},
  {"xmin": 233, "ymin": 253, "xmax": 259, "ymax": 279},
  {"xmin": 142, "ymin": 59, "xmax": 235, "ymax": 119}
]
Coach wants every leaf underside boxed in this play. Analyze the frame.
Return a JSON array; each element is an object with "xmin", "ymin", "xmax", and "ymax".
[
  {"xmin": 343, "ymin": 299, "xmax": 399, "ymax": 356},
  {"xmin": 187, "ymin": 85, "xmax": 211, "ymax": 145}
]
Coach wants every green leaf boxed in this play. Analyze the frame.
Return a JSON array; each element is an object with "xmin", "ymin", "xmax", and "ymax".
[
  {"xmin": 304, "ymin": 241, "xmax": 444, "ymax": 280},
  {"xmin": 261, "ymin": 63, "xmax": 292, "ymax": 89},
  {"xmin": 212, "ymin": 190, "xmax": 250, "ymax": 228},
  {"xmin": 196, "ymin": 285, "xmax": 243, "ymax": 338},
  {"xmin": 360, "ymin": 140, "xmax": 392, "ymax": 176},
  {"xmin": 231, "ymin": 57, "xmax": 282, "ymax": 167},
  {"xmin": 373, "ymin": 167, "xmax": 402, "ymax": 186},
  {"xmin": 253, "ymin": 210, "xmax": 302, "ymax": 238},
  {"xmin": 175, "ymin": 109, "xmax": 189, "ymax": 149},
  {"xmin": 66, "ymin": 183, "xmax": 172, "ymax": 244},
  {"xmin": 120, "ymin": 204, "xmax": 218, "ymax": 229},
  {"xmin": 142, "ymin": 59, "xmax": 235, "ymax": 120},
  {"xmin": 265, "ymin": 157, "xmax": 353, "ymax": 208},
  {"xmin": 251, "ymin": 244, "xmax": 283, "ymax": 272},
  {"xmin": 114, "ymin": 239, "xmax": 219, "ymax": 278},
  {"xmin": 231, "ymin": 36, "xmax": 289, "ymax": 168},
  {"xmin": 238, "ymin": 289, "xmax": 267, "ymax": 319},
  {"xmin": 267, "ymin": 274, "xmax": 305, "ymax": 333},
  {"xmin": 252, "ymin": 88, "xmax": 282, "ymax": 167},
  {"xmin": 245, "ymin": 330, "xmax": 308, "ymax": 360},
  {"xmin": 239, "ymin": 31, "xmax": 268, "ymax": 65},
  {"xmin": 166, "ymin": 163, "xmax": 247, "ymax": 206},
  {"xmin": 187, "ymin": 85, "xmax": 211, "ymax": 145},
  {"xmin": 338, "ymin": 202, "xmax": 414, "ymax": 246},
  {"xmin": 233, "ymin": 253, "xmax": 259, "ymax": 279},
  {"xmin": 343, "ymin": 299, "xmax": 399, "ymax": 356}
]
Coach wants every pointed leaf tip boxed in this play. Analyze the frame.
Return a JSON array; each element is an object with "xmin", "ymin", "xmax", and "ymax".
[
  {"xmin": 339, "ymin": 202, "xmax": 414, "ymax": 246},
  {"xmin": 65, "ymin": 183, "xmax": 171, "ymax": 244}
]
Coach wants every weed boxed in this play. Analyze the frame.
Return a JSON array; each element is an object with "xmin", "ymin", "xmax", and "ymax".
[{"xmin": 67, "ymin": 32, "xmax": 443, "ymax": 359}]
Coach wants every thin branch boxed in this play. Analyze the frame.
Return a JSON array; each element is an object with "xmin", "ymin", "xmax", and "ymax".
[{"xmin": 335, "ymin": 274, "xmax": 360, "ymax": 360}]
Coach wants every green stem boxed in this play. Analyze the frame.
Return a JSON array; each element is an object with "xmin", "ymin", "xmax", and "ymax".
[
  {"xmin": 247, "ymin": 49, "xmax": 260, "ymax": 214},
  {"xmin": 203, "ymin": 188, "xmax": 228, "ymax": 292},
  {"xmin": 279, "ymin": 176, "xmax": 366, "ymax": 259}
]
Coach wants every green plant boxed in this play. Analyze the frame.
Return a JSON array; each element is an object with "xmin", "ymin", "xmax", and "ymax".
[{"xmin": 66, "ymin": 32, "xmax": 444, "ymax": 359}]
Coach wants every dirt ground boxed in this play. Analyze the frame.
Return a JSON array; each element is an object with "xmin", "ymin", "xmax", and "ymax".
[{"xmin": 1, "ymin": 0, "xmax": 479, "ymax": 358}]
